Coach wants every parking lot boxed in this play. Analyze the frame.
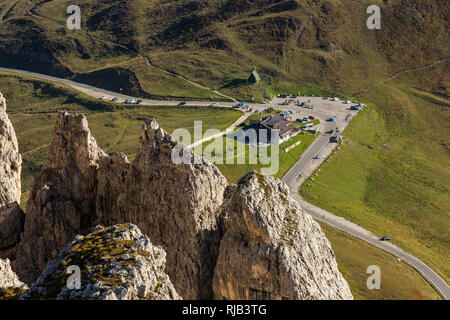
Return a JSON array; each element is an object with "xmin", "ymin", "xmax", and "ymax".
[{"xmin": 266, "ymin": 96, "xmax": 362, "ymax": 133}]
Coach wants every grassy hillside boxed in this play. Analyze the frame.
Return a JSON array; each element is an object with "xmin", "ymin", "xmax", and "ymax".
[
  {"xmin": 319, "ymin": 222, "xmax": 441, "ymax": 300},
  {"xmin": 300, "ymin": 67, "xmax": 450, "ymax": 283},
  {"xmin": 0, "ymin": 72, "xmax": 241, "ymax": 205},
  {"xmin": 1, "ymin": 1, "xmax": 448, "ymax": 101}
]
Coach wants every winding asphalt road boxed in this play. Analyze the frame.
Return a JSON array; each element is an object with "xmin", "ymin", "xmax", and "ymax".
[
  {"xmin": 0, "ymin": 67, "xmax": 241, "ymax": 107},
  {"xmin": 299, "ymin": 201, "xmax": 450, "ymax": 300},
  {"xmin": 282, "ymin": 121, "xmax": 336, "ymax": 187},
  {"xmin": 281, "ymin": 118, "xmax": 450, "ymax": 300},
  {"xmin": 1, "ymin": 67, "xmax": 448, "ymax": 299}
]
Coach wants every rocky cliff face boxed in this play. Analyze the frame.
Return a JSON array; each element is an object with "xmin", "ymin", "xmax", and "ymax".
[
  {"xmin": 15, "ymin": 112, "xmax": 107, "ymax": 283},
  {"xmin": 0, "ymin": 93, "xmax": 24, "ymax": 263},
  {"xmin": 16, "ymin": 114, "xmax": 227, "ymax": 299},
  {"xmin": 0, "ymin": 203, "xmax": 25, "ymax": 251},
  {"xmin": 4, "ymin": 105, "xmax": 352, "ymax": 300},
  {"xmin": 21, "ymin": 224, "xmax": 180, "ymax": 300},
  {"xmin": 213, "ymin": 172, "xmax": 353, "ymax": 300},
  {"xmin": 95, "ymin": 119, "xmax": 228, "ymax": 299},
  {"xmin": 0, "ymin": 258, "xmax": 26, "ymax": 289},
  {"xmin": 0, "ymin": 92, "xmax": 21, "ymax": 207}
]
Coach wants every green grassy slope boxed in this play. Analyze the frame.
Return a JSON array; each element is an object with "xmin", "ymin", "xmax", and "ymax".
[
  {"xmin": 319, "ymin": 222, "xmax": 441, "ymax": 300},
  {"xmin": 300, "ymin": 69, "xmax": 450, "ymax": 283},
  {"xmin": 1, "ymin": 1, "xmax": 448, "ymax": 101}
]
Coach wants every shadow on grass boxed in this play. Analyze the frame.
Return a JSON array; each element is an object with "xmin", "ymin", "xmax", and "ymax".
[{"xmin": 220, "ymin": 78, "xmax": 248, "ymax": 89}]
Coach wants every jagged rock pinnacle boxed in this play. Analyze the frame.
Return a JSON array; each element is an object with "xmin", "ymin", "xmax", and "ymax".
[
  {"xmin": 213, "ymin": 171, "xmax": 353, "ymax": 300},
  {"xmin": 0, "ymin": 92, "xmax": 22, "ymax": 207}
]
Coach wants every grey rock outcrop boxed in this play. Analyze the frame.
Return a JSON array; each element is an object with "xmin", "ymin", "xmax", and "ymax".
[
  {"xmin": 17, "ymin": 114, "xmax": 228, "ymax": 299},
  {"xmin": 95, "ymin": 119, "xmax": 228, "ymax": 299},
  {"xmin": 212, "ymin": 171, "xmax": 353, "ymax": 300},
  {"xmin": 15, "ymin": 112, "xmax": 107, "ymax": 283},
  {"xmin": 0, "ymin": 92, "xmax": 21, "ymax": 207},
  {"xmin": 21, "ymin": 224, "xmax": 180, "ymax": 300},
  {"xmin": 0, "ymin": 202, "xmax": 25, "ymax": 250},
  {"xmin": 0, "ymin": 258, "xmax": 26, "ymax": 289}
]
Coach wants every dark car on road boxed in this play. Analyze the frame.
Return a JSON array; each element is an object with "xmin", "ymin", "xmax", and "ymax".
[
  {"xmin": 380, "ymin": 236, "xmax": 391, "ymax": 241},
  {"xmin": 330, "ymin": 135, "xmax": 341, "ymax": 143},
  {"xmin": 178, "ymin": 101, "xmax": 186, "ymax": 106}
]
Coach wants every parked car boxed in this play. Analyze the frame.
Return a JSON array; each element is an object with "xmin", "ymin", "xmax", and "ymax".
[
  {"xmin": 111, "ymin": 97, "xmax": 119, "ymax": 102},
  {"xmin": 327, "ymin": 117, "xmax": 335, "ymax": 122},
  {"xmin": 136, "ymin": 99, "xmax": 143, "ymax": 104},
  {"xmin": 308, "ymin": 116, "xmax": 316, "ymax": 120},
  {"xmin": 210, "ymin": 102, "xmax": 219, "ymax": 107},
  {"xmin": 100, "ymin": 96, "xmax": 108, "ymax": 100},
  {"xmin": 314, "ymin": 155, "xmax": 325, "ymax": 159},
  {"xmin": 129, "ymin": 99, "xmax": 136, "ymax": 104},
  {"xmin": 380, "ymin": 236, "xmax": 391, "ymax": 241},
  {"xmin": 330, "ymin": 136, "xmax": 339, "ymax": 143}
]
